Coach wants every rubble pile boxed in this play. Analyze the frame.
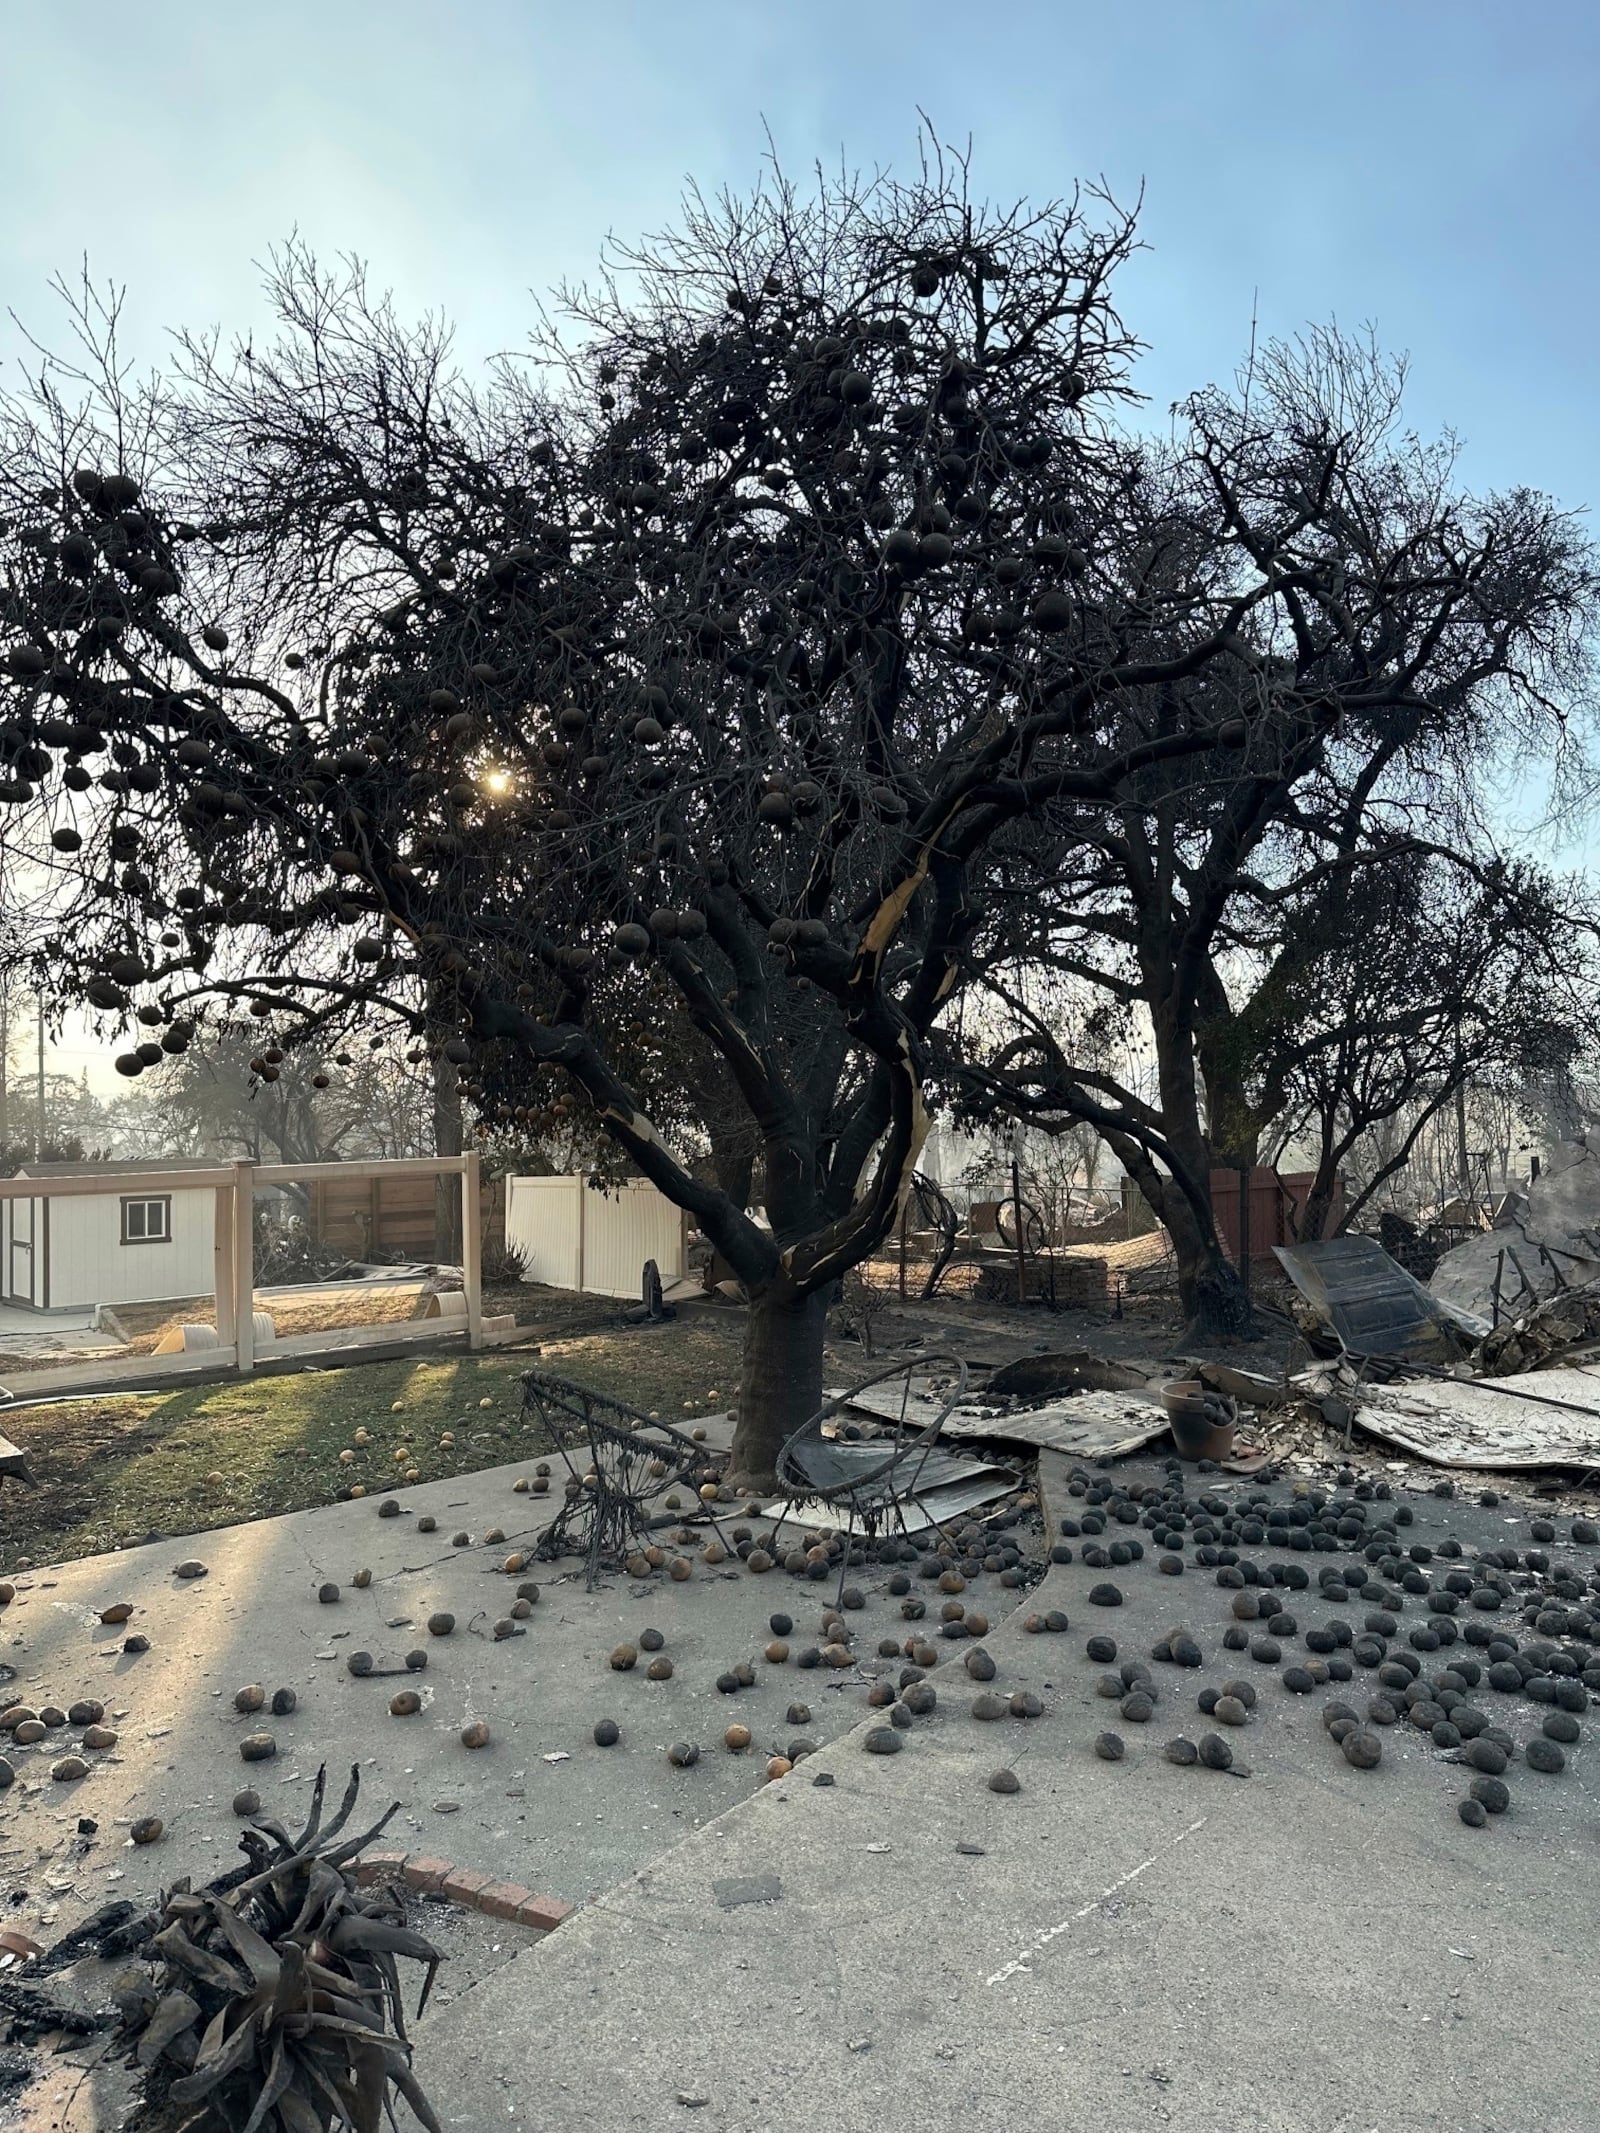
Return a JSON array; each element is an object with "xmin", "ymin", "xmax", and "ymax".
[{"xmin": 1474, "ymin": 1279, "xmax": 1600, "ymax": 1377}]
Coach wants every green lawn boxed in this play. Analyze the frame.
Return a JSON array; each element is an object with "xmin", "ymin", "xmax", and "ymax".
[{"xmin": 0, "ymin": 1317, "xmax": 748, "ymax": 1568}]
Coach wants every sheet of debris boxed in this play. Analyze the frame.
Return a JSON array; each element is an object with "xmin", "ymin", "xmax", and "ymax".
[
  {"xmin": 1430, "ymin": 1137, "xmax": 1600, "ymax": 1319},
  {"xmin": 1354, "ymin": 1365, "xmax": 1600, "ymax": 1470},
  {"xmin": 839, "ymin": 1375, "xmax": 1168, "ymax": 1459},
  {"xmin": 1275, "ymin": 1234, "xmax": 1488, "ymax": 1365},
  {"xmin": 756, "ymin": 1442, "xmax": 1020, "ymax": 1535}
]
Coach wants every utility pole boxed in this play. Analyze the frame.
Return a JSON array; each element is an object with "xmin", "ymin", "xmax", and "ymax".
[
  {"xmin": 0, "ymin": 981, "xmax": 9, "ymax": 1151},
  {"xmin": 35, "ymin": 998, "xmax": 46, "ymax": 1160},
  {"xmin": 1454, "ymin": 1080, "xmax": 1473, "ymax": 1209}
]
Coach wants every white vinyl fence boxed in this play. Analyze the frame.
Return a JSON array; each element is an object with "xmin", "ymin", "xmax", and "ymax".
[{"xmin": 504, "ymin": 1175, "xmax": 686, "ymax": 1298}]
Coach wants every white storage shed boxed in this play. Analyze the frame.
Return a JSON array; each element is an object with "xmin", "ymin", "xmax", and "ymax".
[{"xmin": 1, "ymin": 1158, "xmax": 221, "ymax": 1311}]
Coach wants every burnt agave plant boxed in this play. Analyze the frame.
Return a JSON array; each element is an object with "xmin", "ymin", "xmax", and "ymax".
[{"xmin": 110, "ymin": 1764, "xmax": 442, "ymax": 2132}]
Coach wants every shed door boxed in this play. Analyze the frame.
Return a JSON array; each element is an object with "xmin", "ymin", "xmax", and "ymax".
[{"xmin": 9, "ymin": 1197, "xmax": 34, "ymax": 1305}]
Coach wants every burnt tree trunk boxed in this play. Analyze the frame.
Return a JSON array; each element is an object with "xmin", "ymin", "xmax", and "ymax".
[
  {"xmin": 1162, "ymin": 1190, "xmax": 1256, "ymax": 1340},
  {"xmin": 728, "ymin": 1283, "xmax": 831, "ymax": 1488},
  {"xmin": 1118, "ymin": 1139, "xmax": 1256, "ymax": 1343},
  {"xmin": 1137, "ymin": 996, "xmax": 1258, "ymax": 1341},
  {"xmin": 712, "ymin": 1145, "xmax": 755, "ymax": 1216},
  {"xmin": 1299, "ymin": 1128, "xmax": 1343, "ymax": 1242}
]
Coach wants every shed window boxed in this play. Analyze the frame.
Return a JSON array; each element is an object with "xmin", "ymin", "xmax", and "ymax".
[{"xmin": 121, "ymin": 1195, "xmax": 172, "ymax": 1245}]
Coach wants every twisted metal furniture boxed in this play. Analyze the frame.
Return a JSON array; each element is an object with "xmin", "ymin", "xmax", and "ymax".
[
  {"xmin": 521, "ymin": 1369, "xmax": 727, "ymax": 1589},
  {"xmin": 774, "ymin": 1352, "xmax": 973, "ymax": 1592}
]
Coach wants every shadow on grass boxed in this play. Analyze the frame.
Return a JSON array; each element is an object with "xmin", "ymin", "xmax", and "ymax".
[{"xmin": 0, "ymin": 1315, "xmax": 750, "ymax": 1569}]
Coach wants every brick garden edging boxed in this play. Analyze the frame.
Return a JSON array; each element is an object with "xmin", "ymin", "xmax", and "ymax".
[{"xmin": 352, "ymin": 1849, "xmax": 574, "ymax": 1936}]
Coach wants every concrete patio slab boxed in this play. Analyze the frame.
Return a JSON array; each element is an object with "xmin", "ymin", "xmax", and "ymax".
[
  {"xmin": 408, "ymin": 1453, "xmax": 1600, "ymax": 2133},
  {"xmin": 0, "ymin": 1408, "xmax": 1038, "ymax": 1949}
]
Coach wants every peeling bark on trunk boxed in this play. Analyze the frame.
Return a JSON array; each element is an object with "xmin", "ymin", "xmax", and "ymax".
[{"xmin": 728, "ymin": 1285, "xmax": 830, "ymax": 1489}]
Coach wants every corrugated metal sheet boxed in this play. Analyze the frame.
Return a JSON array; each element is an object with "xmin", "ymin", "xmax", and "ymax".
[
  {"xmin": 1275, "ymin": 1235, "xmax": 1490, "ymax": 1363},
  {"xmin": 840, "ymin": 1378, "xmax": 1168, "ymax": 1459},
  {"xmin": 759, "ymin": 1443, "xmax": 1019, "ymax": 1534}
]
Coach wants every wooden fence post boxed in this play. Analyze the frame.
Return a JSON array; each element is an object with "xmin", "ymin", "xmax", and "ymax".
[
  {"xmin": 213, "ymin": 1182, "xmax": 237, "ymax": 1348},
  {"xmin": 233, "ymin": 1160, "xmax": 255, "ymax": 1374},
  {"xmin": 463, "ymin": 1153, "xmax": 483, "ymax": 1351}
]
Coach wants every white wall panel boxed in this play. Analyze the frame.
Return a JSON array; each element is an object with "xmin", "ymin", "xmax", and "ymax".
[
  {"xmin": 505, "ymin": 1176, "xmax": 684, "ymax": 1298},
  {"xmin": 45, "ymin": 1188, "xmax": 216, "ymax": 1307}
]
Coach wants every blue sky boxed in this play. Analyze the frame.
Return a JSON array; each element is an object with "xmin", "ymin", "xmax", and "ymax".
[
  {"xmin": 3, "ymin": 0, "xmax": 1597, "ymax": 1080},
  {"xmin": 5, "ymin": 0, "xmax": 1596, "ymax": 507}
]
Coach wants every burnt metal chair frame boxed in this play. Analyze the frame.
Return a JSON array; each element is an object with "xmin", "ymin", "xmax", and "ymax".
[
  {"xmin": 909, "ymin": 1172, "xmax": 961, "ymax": 1300},
  {"xmin": 521, "ymin": 1369, "xmax": 732, "ymax": 1590},
  {"xmin": 774, "ymin": 1353, "xmax": 974, "ymax": 1595}
]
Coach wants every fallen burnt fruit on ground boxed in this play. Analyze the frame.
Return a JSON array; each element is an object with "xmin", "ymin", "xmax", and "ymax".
[{"xmin": 105, "ymin": 1763, "xmax": 441, "ymax": 2133}]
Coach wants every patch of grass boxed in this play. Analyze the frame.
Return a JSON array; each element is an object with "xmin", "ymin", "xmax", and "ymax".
[{"xmin": 0, "ymin": 1315, "xmax": 749, "ymax": 1569}]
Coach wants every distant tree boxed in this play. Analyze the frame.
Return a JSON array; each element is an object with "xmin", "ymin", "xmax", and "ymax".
[
  {"xmin": 958, "ymin": 330, "xmax": 1598, "ymax": 1331},
  {"xmin": 0, "ymin": 1130, "xmax": 90, "ymax": 1176},
  {"xmin": 1216, "ymin": 849, "xmax": 1596, "ymax": 1238},
  {"xmin": 107, "ymin": 1027, "xmax": 438, "ymax": 1164}
]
